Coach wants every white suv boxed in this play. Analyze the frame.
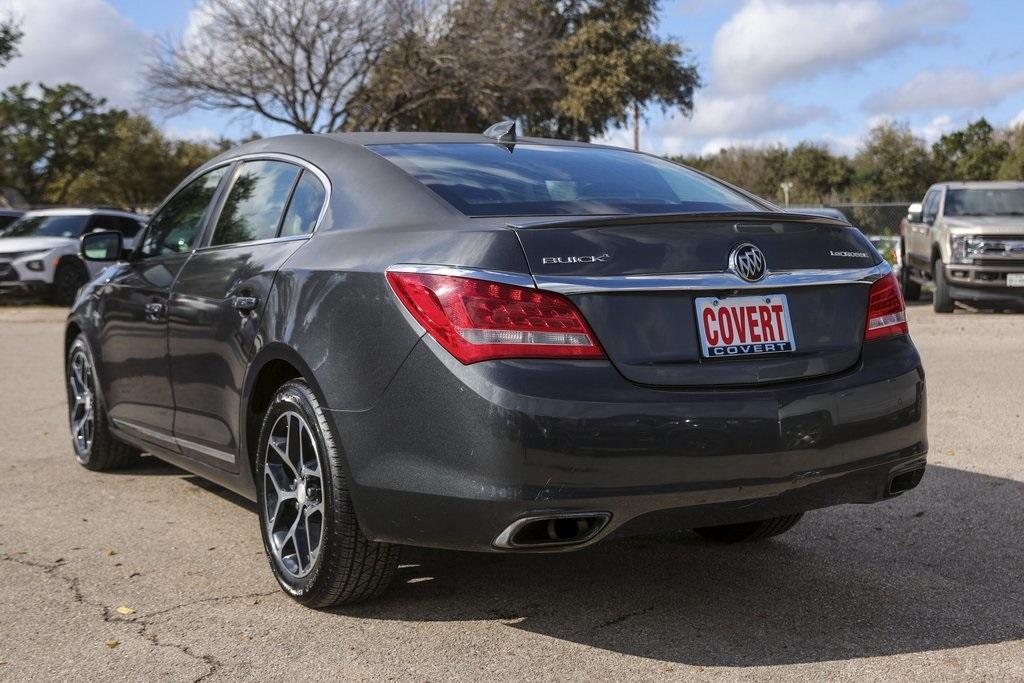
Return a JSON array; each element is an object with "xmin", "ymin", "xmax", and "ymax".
[{"xmin": 0, "ymin": 208, "xmax": 146, "ymax": 305}]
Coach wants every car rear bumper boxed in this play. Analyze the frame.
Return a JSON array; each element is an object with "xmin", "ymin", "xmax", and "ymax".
[{"xmin": 330, "ymin": 335, "xmax": 927, "ymax": 552}]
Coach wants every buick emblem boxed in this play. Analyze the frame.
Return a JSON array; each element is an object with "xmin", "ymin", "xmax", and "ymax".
[{"xmin": 729, "ymin": 243, "xmax": 767, "ymax": 282}]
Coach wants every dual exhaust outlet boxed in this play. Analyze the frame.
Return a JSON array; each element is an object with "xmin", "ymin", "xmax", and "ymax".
[{"xmin": 493, "ymin": 512, "xmax": 611, "ymax": 549}]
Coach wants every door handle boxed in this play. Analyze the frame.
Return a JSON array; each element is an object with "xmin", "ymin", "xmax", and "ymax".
[
  {"xmin": 144, "ymin": 301, "xmax": 166, "ymax": 322},
  {"xmin": 232, "ymin": 295, "xmax": 258, "ymax": 313}
]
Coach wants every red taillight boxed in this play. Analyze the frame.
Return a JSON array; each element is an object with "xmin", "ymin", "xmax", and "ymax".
[
  {"xmin": 386, "ymin": 271, "xmax": 605, "ymax": 364},
  {"xmin": 864, "ymin": 272, "xmax": 908, "ymax": 341}
]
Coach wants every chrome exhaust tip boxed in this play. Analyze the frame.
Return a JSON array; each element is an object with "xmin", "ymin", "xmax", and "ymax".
[{"xmin": 493, "ymin": 512, "xmax": 611, "ymax": 549}]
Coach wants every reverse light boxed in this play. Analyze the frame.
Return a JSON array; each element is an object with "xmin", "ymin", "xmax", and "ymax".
[
  {"xmin": 864, "ymin": 272, "xmax": 908, "ymax": 341},
  {"xmin": 386, "ymin": 270, "xmax": 605, "ymax": 364}
]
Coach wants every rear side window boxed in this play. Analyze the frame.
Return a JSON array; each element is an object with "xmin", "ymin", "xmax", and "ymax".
[
  {"xmin": 210, "ymin": 160, "xmax": 300, "ymax": 246},
  {"xmin": 279, "ymin": 171, "xmax": 326, "ymax": 237},
  {"xmin": 370, "ymin": 143, "xmax": 759, "ymax": 217},
  {"xmin": 141, "ymin": 167, "xmax": 228, "ymax": 257}
]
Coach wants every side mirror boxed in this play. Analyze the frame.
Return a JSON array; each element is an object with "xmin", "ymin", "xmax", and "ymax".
[
  {"xmin": 906, "ymin": 202, "xmax": 923, "ymax": 223},
  {"xmin": 81, "ymin": 231, "xmax": 124, "ymax": 262}
]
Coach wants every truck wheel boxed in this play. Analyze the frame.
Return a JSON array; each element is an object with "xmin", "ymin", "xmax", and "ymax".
[
  {"xmin": 66, "ymin": 335, "xmax": 141, "ymax": 471},
  {"xmin": 256, "ymin": 379, "xmax": 400, "ymax": 607},
  {"xmin": 693, "ymin": 513, "xmax": 803, "ymax": 543},
  {"xmin": 933, "ymin": 260, "xmax": 955, "ymax": 313},
  {"xmin": 51, "ymin": 261, "xmax": 88, "ymax": 306},
  {"xmin": 899, "ymin": 266, "xmax": 921, "ymax": 301}
]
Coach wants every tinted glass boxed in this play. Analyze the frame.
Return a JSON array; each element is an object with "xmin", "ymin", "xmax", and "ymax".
[
  {"xmin": 0, "ymin": 214, "xmax": 20, "ymax": 230},
  {"xmin": 2, "ymin": 214, "xmax": 88, "ymax": 238},
  {"xmin": 211, "ymin": 160, "xmax": 300, "ymax": 246},
  {"xmin": 279, "ymin": 171, "xmax": 326, "ymax": 237},
  {"xmin": 922, "ymin": 191, "xmax": 939, "ymax": 222},
  {"xmin": 945, "ymin": 188, "xmax": 1024, "ymax": 217},
  {"xmin": 89, "ymin": 215, "xmax": 142, "ymax": 238},
  {"xmin": 371, "ymin": 143, "xmax": 759, "ymax": 216},
  {"xmin": 141, "ymin": 167, "xmax": 228, "ymax": 257}
]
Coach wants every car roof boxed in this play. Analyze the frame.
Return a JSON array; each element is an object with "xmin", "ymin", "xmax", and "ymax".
[
  {"xmin": 21, "ymin": 208, "xmax": 146, "ymax": 220},
  {"xmin": 934, "ymin": 180, "xmax": 1024, "ymax": 190}
]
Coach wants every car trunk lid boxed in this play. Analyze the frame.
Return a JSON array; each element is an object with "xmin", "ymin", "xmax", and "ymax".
[{"xmin": 511, "ymin": 212, "xmax": 882, "ymax": 387}]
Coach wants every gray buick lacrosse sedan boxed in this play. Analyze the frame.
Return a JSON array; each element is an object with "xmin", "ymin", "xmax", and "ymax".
[{"xmin": 66, "ymin": 125, "xmax": 927, "ymax": 606}]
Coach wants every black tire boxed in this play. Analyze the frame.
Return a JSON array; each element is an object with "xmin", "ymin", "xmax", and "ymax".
[
  {"xmin": 693, "ymin": 513, "xmax": 804, "ymax": 543},
  {"xmin": 51, "ymin": 261, "xmax": 88, "ymax": 306},
  {"xmin": 66, "ymin": 335, "xmax": 141, "ymax": 471},
  {"xmin": 933, "ymin": 259, "xmax": 955, "ymax": 313},
  {"xmin": 899, "ymin": 265, "xmax": 921, "ymax": 301},
  {"xmin": 256, "ymin": 379, "xmax": 400, "ymax": 607}
]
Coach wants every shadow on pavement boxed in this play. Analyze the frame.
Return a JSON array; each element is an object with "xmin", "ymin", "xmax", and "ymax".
[{"xmin": 336, "ymin": 464, "xmax": 1023, "ymax": 666}]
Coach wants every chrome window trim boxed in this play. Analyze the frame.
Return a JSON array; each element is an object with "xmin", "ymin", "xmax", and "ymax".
[
  {"xmin": 386, "ymin": 264, "xmax": 537, "ymax": 288},
  {"xmin": 193, "ymin": 152, "xmax": 332, "ymax": 252},
  {"xmin": 534, "ymin": 263, "xmax": 890, "ymax": 295}
]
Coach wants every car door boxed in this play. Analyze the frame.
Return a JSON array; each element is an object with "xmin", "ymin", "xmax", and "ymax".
[
  {"xmin": 908, "ymin": 189, "xmax": 938, "ymax": 269},
  {"xmin": 167, "ymin": 158, "xmax": 327, "ymax": 471},
  {"xmin": 94, "ymin": 167, "xmax": 230, "ymax": 449}
]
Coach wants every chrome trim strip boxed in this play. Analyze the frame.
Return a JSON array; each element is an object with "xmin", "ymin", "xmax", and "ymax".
[
  {"xmin": 534, "ymin": 263, "xmax": 890, "ymax": 295},
  {"xmin": 386, "ymin": 264, "xmax": 537, "ymax": 288},
  {"xmin": 112, "ymin": 419, "xmax": 177, "ymax": 447},
  {"xmin": 175, "ymin": 436, "xmax": 236, "ymax": 464},
  {"xmin": 112, "ymin": 419, "xmax": 236, "ymax": 464}
]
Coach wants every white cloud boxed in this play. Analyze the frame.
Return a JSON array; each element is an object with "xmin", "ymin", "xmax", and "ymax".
[
  {"xmin": 0, "ymin": 0, "xmax": 153, "ymax": 108},
  {"xmin": 711, "ymin": 0, "xmax": 966, "ymax": 94},
  {"xmin": 679, "ymin": 93, "xmax": 832, "ymax": 137},
  {"xmin": 862, "ymin": 67, "xmax": 1024, "ymax": 113},
  {"xmin": 1012, "ymin": 109, "xmax": 1024, "ymax": 129}
]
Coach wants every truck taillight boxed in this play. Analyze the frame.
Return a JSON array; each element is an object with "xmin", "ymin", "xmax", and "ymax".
[
  {"xmin": 386, "ymin": 271, "xmax": 606, "ymax": 364},
  {"xmin": 864, "ymin": 272, "xmax": 908, "ymax": 341}
]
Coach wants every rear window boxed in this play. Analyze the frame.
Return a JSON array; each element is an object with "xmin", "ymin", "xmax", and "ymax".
[{"xmin": 370, "ymin": 143, "xmax": 759, "ymax": 217}]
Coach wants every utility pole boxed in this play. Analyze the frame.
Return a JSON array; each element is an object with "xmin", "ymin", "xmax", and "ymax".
[
  {"xmin": 780, "ymin": 181, "xmax": 793, "ymax": 207},
  {"xmin": 633, "ymin": 102, "xmax": 640, "ymax": 151}
]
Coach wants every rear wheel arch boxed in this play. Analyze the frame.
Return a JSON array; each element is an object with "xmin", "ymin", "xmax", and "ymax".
[{"xmin": 242, "ymin": 345, "xmax": 331, "ymax": 477}]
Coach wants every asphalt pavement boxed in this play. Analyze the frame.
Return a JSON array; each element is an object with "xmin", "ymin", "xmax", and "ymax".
[{"xmin": 0, "ymin": 302, "xmax": 1022, "ymax": 681}]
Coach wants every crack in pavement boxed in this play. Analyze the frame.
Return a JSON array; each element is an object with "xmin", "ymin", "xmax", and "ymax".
[{"xmin": 1, "ymin": 552, "xmax": 277, "ymax": 682}]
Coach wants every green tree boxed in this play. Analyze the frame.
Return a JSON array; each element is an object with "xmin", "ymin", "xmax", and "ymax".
[
  {"xmin": 997, "ymin": 124, "xmax": 1024, "ymax": 180},
  {"xmin": 0, "ymin": 16, "xmax": 22, "ymax": 68},
  {"xmin": 852, "ymin": 121, "xmax": 937, "ymax": 201},
  {"xmin": 932, "ymin": 118, "xmax": 1009, "ymax": 181},
  {"xmin": 783, "ymin": 142, "xmax": 852, "ymax": 204},
  {"xmin": 61, "ymin": 115, "xmax": 223, "ymax": 211},
  {"xmin": 0, "ymin": 83, "xmax": 126, "ymax": 204},
  {"xmin": 551, "ymin": 0, "xmax": 700, "ymax": 140}
]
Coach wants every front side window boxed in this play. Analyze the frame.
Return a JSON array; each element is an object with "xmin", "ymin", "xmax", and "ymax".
[
  {"xmin": 945, "ymin": 188, "xmax": 1024, "ymax": 217},
  {"xmin": 922, "ymin": 190, "xmax": 940, "ymax": 223},
  {"xmin": 141, "ymin": 167, "xmax": 228, "ymax": 257},
  {"xmin": 2, "ymin": 213, "xmax": 88, "ymax": 238},
  {"xmin": 210, "ymin": 160, "xmax": 300, "ymax": 246},
  {"xmin": 370, "ymin": 143, "xmax": 760, "ymax": 217}
]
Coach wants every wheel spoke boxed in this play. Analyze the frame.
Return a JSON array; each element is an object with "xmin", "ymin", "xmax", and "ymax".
[{"xmin": 262, "ymin": 410, "xmax": 326, "ymax": 580}]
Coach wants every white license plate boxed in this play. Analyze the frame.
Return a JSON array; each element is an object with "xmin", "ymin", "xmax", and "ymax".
[
  {"xmin": 1007, "ymin": 273, "xmax": 1024, "ymax": 287},
  {"xmin": 695, "ymin": 294, "xmax": 796, "ymax": 358}
]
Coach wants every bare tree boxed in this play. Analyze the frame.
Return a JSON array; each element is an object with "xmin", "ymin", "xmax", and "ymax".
[{"xmin": 148, "ymin": 0, "xmax": 405, "ymax": 133}]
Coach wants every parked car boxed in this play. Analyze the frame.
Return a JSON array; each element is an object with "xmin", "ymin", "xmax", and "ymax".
[
  {"xmin": 66, "ymin": 129, "xmax": 927, "ymax": 607},
  {"xmin": 0, "ymin": 208, "xmax": 24, "ymax": 231},
  {"xmin": 900, "ymin": 181, "xmax": 1024, "ymax": 312},
  {"xmin": 0, "ymin": 208, "xmax": 146, "ymax": 304}
]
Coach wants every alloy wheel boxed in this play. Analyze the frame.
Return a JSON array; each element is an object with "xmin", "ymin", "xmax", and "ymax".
[
  {"xmin": 263, "ymin": 411, "xmax": 325, "ymax": 579},
  {"xmin": 68, "ymin": 348, "xmax": 96, "ymax": 456}
]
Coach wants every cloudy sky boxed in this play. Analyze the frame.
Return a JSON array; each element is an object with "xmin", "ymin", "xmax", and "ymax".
[{"xmin": 2, "ymin": 0, "xmax": 1023, "ymax": 156}]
